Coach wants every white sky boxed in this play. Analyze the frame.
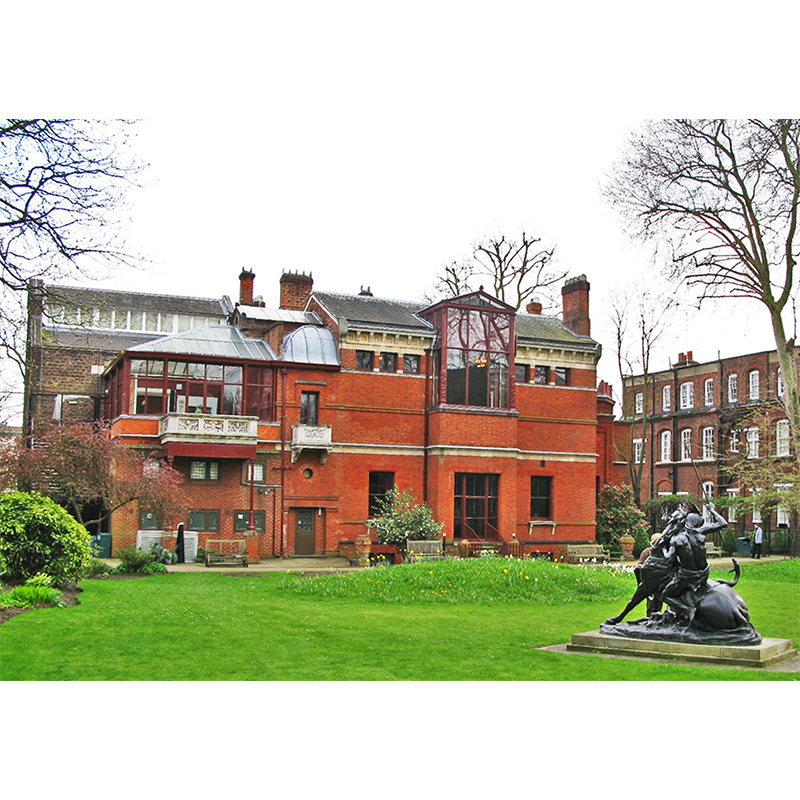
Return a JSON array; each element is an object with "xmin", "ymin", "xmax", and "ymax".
[{"xmin": 6, "ymin": 2, "xmax": 796, "ymax": 411}]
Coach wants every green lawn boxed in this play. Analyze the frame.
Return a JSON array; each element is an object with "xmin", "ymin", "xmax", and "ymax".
[{"xmin": 1, "ymin": 560, "xmax": 797, "ymax": 681}]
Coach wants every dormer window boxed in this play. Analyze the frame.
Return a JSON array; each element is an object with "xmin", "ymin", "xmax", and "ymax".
[{"xmin": 421, "ymin": 291, "xmax": 515, "ymax": 410}]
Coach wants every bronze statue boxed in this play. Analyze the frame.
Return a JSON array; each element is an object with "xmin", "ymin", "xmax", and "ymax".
[{"xmin": 602, "ymin": 501, "xmax": 761, "ymax": 645}]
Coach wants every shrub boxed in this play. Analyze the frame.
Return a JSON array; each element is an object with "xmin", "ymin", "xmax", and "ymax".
[
  {"xmin": 596, "ymin": 485, "xmax": 650, "ymax": 548},
  {"xmin": 366, "ymin": 488, "xmax": 444, "ymax": 550},
  {"xmin": 721, "ymin": 527, "xmax": 738, "ymax": 556},
  {"xmin": 83, "ymin": 558, "xmax": 112, "ymax": 578},
  {"xmin": 113, "ymin": 545, "xmax": 168, "ymax": 575},
  {"xmin": 0, "ymin": 584, "xmax": 63, "ymax": 608},
  {"xmin": 0, "ymin": 491, "xmax": 92, "ymax": 585},
  {"xmin": 25, "ymin": 572, "xmax": 55, "ymax": 588}
]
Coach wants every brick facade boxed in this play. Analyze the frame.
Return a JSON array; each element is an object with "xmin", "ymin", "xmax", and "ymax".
[{"xmin": 26, "ymin": 271, "xmax": 621, "ymax": 560}]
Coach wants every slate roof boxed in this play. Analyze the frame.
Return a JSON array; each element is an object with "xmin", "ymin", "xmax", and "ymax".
[
  {"xmin": 515, "ymin": 313, "xmax": 598, "ymax": 350},
  {"xmin": 128, "ymin": 325, "xmax": 277, "ymax": 361},
  {"xmin": 40, "ymin": 327, "xmax": 169, "ymax": 352},
  {"xmin": 42, "ymin": 283, "xmax": 233, "ymax": 316},
  {"xmin": 312, "ymin": 291, "xmax": 433, "ymax": 333}
]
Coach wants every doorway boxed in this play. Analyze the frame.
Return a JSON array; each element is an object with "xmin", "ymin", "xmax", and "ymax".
[{"xmin": 294, "ymin": 508, "xmax": 316, "ymax": 555}]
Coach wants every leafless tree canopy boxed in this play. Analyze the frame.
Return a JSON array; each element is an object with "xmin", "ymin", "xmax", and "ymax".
[
  {"xmin": 427, "ymin": 231, "xmax": 565, "ymax": 310},
  {"xmin": 0, "ymin": 119, "xmax": 144, "ymax": 371},
  {"xmin": 605, "ymin": 119, "xmax": 800, "ymax": 467}
]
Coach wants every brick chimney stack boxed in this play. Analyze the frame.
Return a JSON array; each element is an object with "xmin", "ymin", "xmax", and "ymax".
[
  {"xmin": 280, "ymin": 270, "xmax": 313, "ymax": 311},
  {"xmin": 239, "ymin": 269, "xmax": 255, "ymax": 306},
  {"xmin": 561, "ymin": 275, "xmax": 591, "ymax": 337},
  {"xmin": 526, "ymin": 298, "xmax": 543, "ymax": 315}
]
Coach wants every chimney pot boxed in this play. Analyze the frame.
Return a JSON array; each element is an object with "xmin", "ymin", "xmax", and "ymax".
[
  {"xmin": 560, "ymin": 275, "xmax": 591, "ymax": 337},
  {"xmin": 239, "ymin": 269, "xmax": 255, "ymax": 306}
]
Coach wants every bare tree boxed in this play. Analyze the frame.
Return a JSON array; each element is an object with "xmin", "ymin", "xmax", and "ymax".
[
  {"xmin": 610, "ymin": 279, "xmax": 679, "ymax": 505},
  {"xmin": 426, "ymin": 231, "xmax": 566, "ymax": 310},
  {"xmin": 604, "ymin": 119, "xmax": 800, "ymax": 467},
  {"xmin": 0, "ymin": 119, "xmax": 144, "ymax": 377}
]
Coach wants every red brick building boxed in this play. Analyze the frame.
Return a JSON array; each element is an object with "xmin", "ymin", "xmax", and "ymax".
[
  {"xmin": 621, "ymin": 348, "xmax": 796, "ymax": 545},
  {"xmin": 26, "ymin": 270, "xmax": 622, "ymax": 560}
]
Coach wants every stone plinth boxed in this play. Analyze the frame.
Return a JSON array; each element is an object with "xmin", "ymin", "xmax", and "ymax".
[{"xmin": 567, "ymin": 630, "xmax": 797, "ymax": 669}]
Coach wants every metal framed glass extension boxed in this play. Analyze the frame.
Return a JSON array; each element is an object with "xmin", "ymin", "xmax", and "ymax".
[{"xmin": 454, "ymin": 473, "xmax": 500, "ymax": 539}]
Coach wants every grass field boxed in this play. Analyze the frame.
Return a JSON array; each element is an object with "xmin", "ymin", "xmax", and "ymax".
[{"xmin": 1, "ymin": 558, "xmax": 797, "ymax": 681}]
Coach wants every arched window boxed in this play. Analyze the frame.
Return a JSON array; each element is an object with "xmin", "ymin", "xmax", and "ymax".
[
  {"xmin": 660, "ymin": 430, "xmax": 672, "ymax": 463},
  {"xmin": 680, "ymin": 428, "xmax": 693, "ymax": 462},
  {"xmin": 776, "ymin": 419, "xmax": 790, "ymax": 457},
  {"xmin": 728, "ymin": 373, "xmax": 738, "ymax": 403},
  {"xmin": 748, "ymin": 369, "xmax": 760, "ymax": 400},
  {"xmin": 679, "ymin": 382, "xmax": 694, "ymax": 410},
  {"xmin": 662, "ymin": 384, "xmax": 672, "ymax": 412},
  {"xmin": 704, "ymin": 378, "xmax": 714, "ymax": 406},
  {"xmin": 702, "ymin": 427, "xmax": 715, "ymax": 460}
]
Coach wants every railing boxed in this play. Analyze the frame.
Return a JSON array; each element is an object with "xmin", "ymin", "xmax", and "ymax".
[{"xmin": 159, "ymin": 413, "xmax": 259, "ymax": 444}]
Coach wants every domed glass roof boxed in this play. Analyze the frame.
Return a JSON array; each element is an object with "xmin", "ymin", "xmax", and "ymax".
[{"xmin": 282, "ymin": 325, "xmax": 340, "ymax": 365}]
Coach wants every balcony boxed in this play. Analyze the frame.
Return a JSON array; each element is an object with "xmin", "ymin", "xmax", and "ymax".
[
  {"xmin": 159, "ymin": 413, "xmax": 259, "ymax": 459},
  {"xmin": 292, "ymin": 424, "xmax": 333, "ymax": 464}
]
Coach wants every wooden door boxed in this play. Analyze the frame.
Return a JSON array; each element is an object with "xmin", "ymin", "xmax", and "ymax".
[{"xmin": 294, "ymin": 508, "xmax": 316, "ymax": 555}]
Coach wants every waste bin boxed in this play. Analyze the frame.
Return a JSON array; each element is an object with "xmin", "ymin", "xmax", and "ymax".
[
  {"xmin": 737, "ymin": 536, "xmax": 752, "ymax": 556},
  {"xmin": 91, "ymin": 533, "xmax": 112, "ymax": 558}
]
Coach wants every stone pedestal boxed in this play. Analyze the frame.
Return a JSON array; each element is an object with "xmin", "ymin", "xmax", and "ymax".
[
  {"xmin": 619, "ymin": 535, "xmax": 635, "ymax": 560},
  {"xmin": 567, "ymin": 630, "xmax": 797, "ymax": 669}
]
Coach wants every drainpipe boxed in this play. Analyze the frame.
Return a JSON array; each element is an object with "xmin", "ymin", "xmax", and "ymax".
[
  {"xmin": 248, "ymin": 458, "xmax": 256, "ymax": 531},
  {"xmin": 423, "ymin": 348, "xmax": 431, "ymax": 502},
  {"xmin": 280, "ymin": 367, "xmax": 288, "ymax": 558}
]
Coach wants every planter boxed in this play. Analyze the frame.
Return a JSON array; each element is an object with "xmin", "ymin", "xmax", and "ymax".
[
  {"xmin": 354, "ymin": 533, "xmax": 372, "ymax": 567},
  {"xmin": 619, "ymin": 535, "xmax": 635, "ymax": 561}
]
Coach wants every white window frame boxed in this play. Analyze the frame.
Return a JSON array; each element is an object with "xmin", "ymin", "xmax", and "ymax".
[
  {"xmin": 730, "ymin": 429, "xmax": 740, "ymax": 453},
  {"xmin": 746, "ymin": 427, "xmax": 760, "ymax": 459},
  {"xmin": 728, "ymin": 373, "xmax": 738, "ymax": 403},
  {"xmin": 662, "ymin": 384, "xmax": 672, "ymax": 412},
  {"xmin": 634, "ymin": 438, "xmax": 644, "ymax": 464},
  {"xmin": 776, "ymin": 483, "xmax": 792, "ymax": 526},
  {"xmin": 634, "ymin": 392, "xmax": 644, "ymax": 416},
  {"xmin": 752, "ymin": 488, "xmax": 763, "ymax": 524},
  {"xmin": 702, "ymin": 481, "xmax": 715, "ymax": 500},
  {"xmin": 776, "ymin": 419, "xmax": 790, "ymax": 457},
  {"xmin": 680, "ymin": 428, "xmax": 693, "ymax": 462},
  {"xmin": 726, "ymin": 488, "xmax": 739, "ymax": 522},
  {"xmin": 679, "ymin": 381, "xmax": 694, "ymax": 410},
  {"xmin": 659, "ymin": 430, "xmax": 672, "ymax": 463},
  {"xmin": 777, "ymin": 368, "xmax": 785, "ymax": 398},
  {"xmin": 704, "ymin": 378, "xmax": 714, "ymax": 406},
  {"xmin": 748, "ymin": 370, "xmax": 760, "ymax": 400},
  {"xmin": 702, "ymin": 426, "xmax": 715, "ymax": 461}
]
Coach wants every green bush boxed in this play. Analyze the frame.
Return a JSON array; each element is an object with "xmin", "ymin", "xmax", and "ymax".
[
  {"xmin": 0, "ymin": 583, "xmax": 63, "ymax": 608},
  {"xmin": 596, "ymin": 485, "xmax": 650, "ymax": 548},
  {"xmin": 83, "ymin": 558, "xmax": 112, "ymax": 578},
  {"xmin": 25, "ymin": 572, "xmax": 55, "ymax": 588},
  {"xmin": 633, "ymin": 525, "xmax": 651, "ymax": 559},
  {"xmin": 113, "ymin": 545, "xmax": 168, "ymax": 575},
  {"xmin": 366, "ymin": 488, "xmax": 444, "ymax": 550},
  {"xmin": 721, "ymin": 527, "xmax": 738, "ymax": 556},
  {"xmin": 0, "ymin": 492, "xmax": 91, "ymax": 585}
]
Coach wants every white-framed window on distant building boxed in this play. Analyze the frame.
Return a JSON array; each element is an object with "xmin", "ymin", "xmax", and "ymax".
[
  {"xmin": 752, "ymin": 488, "xmax": 763, "ymax": 524},
  {"xmin": 730, "ymin": 429, "xmax": 740, "ymax": 453},
  {"xmin": 662, "ymin": 384, "xmax": 672, "ymax": 412},
  {"xmin": 728, "ymin": 373, "xmax": 738, "ymax": 403},
  {"xmin": 680, "ymin": 381, "xmax": 694, "ymax": 410},
  {"xmin": 704, "ymin": 378, "xmax": 714, "ymax": 406},
  {"xmin": 777, "ymin": 368, "xmax": 785, "ymax": 398},
  {"xmin": 660, "ymin": 430, "xmax": 672, "ymax": 463},
  {"xmin": 776, "ymin": 419, "xmax": 790, "ymax": 457},
  {"xmin": 680, "ymin": 428, "xmax": 693, "ymax": 462},
  {"xmin": 634, "ymin": 392, "xmax": 643, "ymax": 416},
  {"xmin": 702, "ymin": 481, "xmax": 715, "ymax": 500},
  {"xmin": 727, "ymin": 488, "xmax": 739, "ymax": 522},
  {"xmin": 746, "ymin": 427, "xmax": 760, "ymax": 459},
  {"xmin": 748, "ymin": 369, "xmax": 760, "ymax": 400},
  {"xmin": 776, "ymin": 484, "xmax": 792, "ymax": 526},
  {"xmin": 702, "ymin": 426, "xmax": 715, "ymax": 461},
  {"xmin": 634, "ymin": 438, "xmax": 644, "ymax": 464}
]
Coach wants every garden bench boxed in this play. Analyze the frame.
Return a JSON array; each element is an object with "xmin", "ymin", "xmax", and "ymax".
[
  {"xmin": 705, "ymin": 541, "xmax": 723, "ymax": 559},
  {"xmin": 406, "ymin": 540, "xmax": 445, "ymax": 562},
  {"xmin": 567, "ymin": 544, "xmax": 610, "ymax": 564},
  {"xmin": 205, "ymin": 539, "xmax": 249, "ymax": 567}
]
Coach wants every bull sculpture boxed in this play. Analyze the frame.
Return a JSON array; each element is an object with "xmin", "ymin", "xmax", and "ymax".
[{"xmin": 601, "ymin": 502, "xmax": 762, "ymax": 646}]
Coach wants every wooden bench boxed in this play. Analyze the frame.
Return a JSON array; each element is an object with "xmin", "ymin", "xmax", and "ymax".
[
  {"xmin": 205, "ymin": 539, "xmax": 249, "ymax": 568},
  {"xmin": 705, "ymin": 541, "xmax": 723, "ymax": 559},
  {"xmin": 567, "ymin": 544, "xmax": 610, "ymax": 564},
  {"xmin": 406, "ymin": 540, "xmax": 445, "ymax": 563}
]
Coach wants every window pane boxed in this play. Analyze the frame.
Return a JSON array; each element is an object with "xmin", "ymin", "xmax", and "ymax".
[
  {"xmin": 356, "ymin": 350, "xmax": 374, "ymax": 370},
  {"xmin": 190, "ymin": 461, "xmax": 206, "ymax": 480},
  {"xmin": 368, "ymin": 471, "xmax": 394, "ymax": 516},
  {"xmin": 223, "ymin": 384, "xmax": 242, "ymax": 415},
  {"xmin": 380, "ymin": 353, "xmax": 397, "ymax": 372},
  {"xmin": 403, "ymin": 354, "xmax": 420, "ymax": 374},
  {"xmin": 515, "ymin": 364, "xmax": 528, "ymax": 383},
  {"xmin": 224, "ymin": 366, "xmax": 243, "ymax": 384},
  {"xmin": 208, "ymin": 461, "xmax": 219, "ymax": 480},
  {"xmin": 446, "ymin": 349, "xmax": 468, "ymax": 405},
  {"xmin": 531, "ymin": 476, "xmax": 552, "ymax": 518},
  {"xmin": 554, "ymin": 367, "xmax": 568, "ymax": 386},
  {"xmin": 534, "ymin": 365, "xmax": 549, "ymax": 385},
  {"xmin": 206, "ymin": 364, "xmax": 223, "ymax": 382}
]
